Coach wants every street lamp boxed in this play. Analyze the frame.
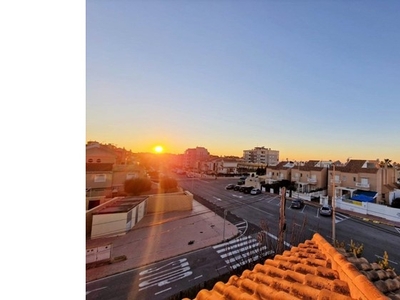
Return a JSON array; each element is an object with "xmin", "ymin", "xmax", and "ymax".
[{"xmin": 297, "ymin": 161, "xmax": 302, "ymax": 198}]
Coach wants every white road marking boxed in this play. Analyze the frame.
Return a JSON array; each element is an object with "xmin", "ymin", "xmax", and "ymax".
[
  {"xmin": 213, "ymin": 196, "xmax": 222, "ymax": 201},
  {"xmin": 155, "ymin": 287, "xmax": 172, "ymax": 295},
  {"xmin": 86, "ymin": 286, "xmax": 107, "ymax": 295}
]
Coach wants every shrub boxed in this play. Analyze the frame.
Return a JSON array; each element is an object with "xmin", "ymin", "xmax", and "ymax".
[
  {"xmin": 124, "ymin": 177, "xmax": 152, "ymax": 196},
  {"xmin": 160, "ymin": 177, "xmax": 178, "ymax": 191},
  {"xmin": 392, "ymin": 198, "xmax": 400, "ymax": 208}
]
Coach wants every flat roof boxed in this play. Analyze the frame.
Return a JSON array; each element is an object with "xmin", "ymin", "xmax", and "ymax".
[{"xmin": 93, "ymin": 196, "xmax": 147, "ymax": 214}]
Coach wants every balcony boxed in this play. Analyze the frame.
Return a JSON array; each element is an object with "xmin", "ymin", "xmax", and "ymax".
[
  {"xmin": 330, "ymin": 179, "xmax": 341, "ymax": 185},
  {"xmin": 307, "ymin": 178, "xmax": 317, "ymax": 184},
  {"xmin": 355, "ymin": 182, "xmax": 370, "ymax": 189}
]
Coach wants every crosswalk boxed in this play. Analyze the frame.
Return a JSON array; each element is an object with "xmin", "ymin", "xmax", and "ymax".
[{"xmin": 213, "ymin": 236, "xmax": 274, "ymax": 270}]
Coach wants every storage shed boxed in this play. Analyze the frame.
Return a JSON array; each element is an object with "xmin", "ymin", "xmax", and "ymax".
[{"xmin": 91, "ymin": 196, "xmax": 147, "ymax": 239}]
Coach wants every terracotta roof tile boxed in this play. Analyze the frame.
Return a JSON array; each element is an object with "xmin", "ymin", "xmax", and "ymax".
[
  {"xmin": 184, "ymin": 233, "xmax": 390, "ymax": 300},
  {"xmin": 340, "ymin": 250, "xmax": 400, "ymax": 300}
]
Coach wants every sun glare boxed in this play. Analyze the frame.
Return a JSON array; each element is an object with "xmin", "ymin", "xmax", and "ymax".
[{"xmin": 154, "ymin": 145, "xmax": 164, "ymax": 153}]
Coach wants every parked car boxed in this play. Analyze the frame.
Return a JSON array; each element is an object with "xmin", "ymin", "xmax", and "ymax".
[
  {"xmin": 243, "ymin": 186, "xmax": 254, "ymax": 194},
  {"xmin": 225, "ymin": 184, "xmax": 235, "ymax": 190},
  {"xmin": 250, "ymin": 188, "xmax": 261, "ymax": 195},
  {"xmin": 319, "ymin": 205, "xmax": 332, "ymax": 216},
  {"xmin": 233, "ymin": 185, "xmax": 241, "ymax": 191},
  {"xmin": 291, "ymin": 199, "xmax": 304, "ymax": 209}
]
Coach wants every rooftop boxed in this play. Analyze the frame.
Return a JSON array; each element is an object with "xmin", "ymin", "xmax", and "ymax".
[
  {"xmin": 184, "ymin": 233, "xmax": 392, "ymax": 300},
  {"xmin": 92, "ymin": 196, "xmax": 147, "ymax": 214}
]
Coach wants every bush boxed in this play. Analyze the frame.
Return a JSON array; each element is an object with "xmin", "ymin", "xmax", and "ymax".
[
  {"xmin": 160, "ymin": 177, "xmax": 178, "ymax": 191},
  {"xmin": 392, "ymin": 198, "xmax": 400, "ymax": 208},
  {"xmin": 124, "ymin": 177, "xmax": 152, "ymax": 196}
]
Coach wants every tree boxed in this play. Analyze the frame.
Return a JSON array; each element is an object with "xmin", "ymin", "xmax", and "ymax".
[
  {"xmin": 159, "ymin": 177, "xmax": 178, "ymax": 192},
  {"xmin": 124, "ymin": 178, "xmax": 152, "ymax": 196}
]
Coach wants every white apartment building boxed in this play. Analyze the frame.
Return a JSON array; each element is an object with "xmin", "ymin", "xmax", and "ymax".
[{"xmin": 243, "ymin": 146, "xmax": 279, "ymax": 166}]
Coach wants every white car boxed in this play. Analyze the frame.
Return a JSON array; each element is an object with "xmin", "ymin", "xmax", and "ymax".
[
  {"xmin": 319, "ymin": 205, "xmax": 332, "ymax": 216},
  {"xmin": 250, "ymin": 188, "xmax": 261, "ymax": 195}
]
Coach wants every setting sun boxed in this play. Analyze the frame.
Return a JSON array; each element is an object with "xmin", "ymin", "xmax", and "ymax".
[{"xmin": 154, "ymin": 145, "xmax": 164, "ymax": 153}]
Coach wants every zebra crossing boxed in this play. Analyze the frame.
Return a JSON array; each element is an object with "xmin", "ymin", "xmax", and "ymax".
[{"xmin": 213, "ymin": 236, "xmax": 274, "ymax": 270}]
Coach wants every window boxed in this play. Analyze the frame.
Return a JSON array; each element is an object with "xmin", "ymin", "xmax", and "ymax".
[
  {"xmin": 96, "ymin": 158, "xmax": 101, "ymax": 163},
  {"xmin": 94, "ymin": 174, "xmax": 106, "ymax": 182},
  {"xmin": 88, "ymin": 158, "xmax": 93, "ymax": 163}
]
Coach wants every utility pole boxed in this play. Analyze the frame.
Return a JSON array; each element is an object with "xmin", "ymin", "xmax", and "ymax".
[
  {"xmin": 277, "ymin": 187, "xmax": 286, "ymax": 254},
  {"xmin": 332, "ymin": 163, "xmax": 336, "ymax": 244}
]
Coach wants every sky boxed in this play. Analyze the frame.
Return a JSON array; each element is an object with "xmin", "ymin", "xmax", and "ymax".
[{"xmin": 87, "ymin": 0, "xmax": 400, "ymax": 163}]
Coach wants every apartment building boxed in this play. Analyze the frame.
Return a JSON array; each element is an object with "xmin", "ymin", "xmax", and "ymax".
[
  {"xmin": 243, "ymin": 146, "xmax": 279, "ymax": 166},
  {"xmin": 183, "ymin": 146, "xmax": 210, "ymax": 170}
]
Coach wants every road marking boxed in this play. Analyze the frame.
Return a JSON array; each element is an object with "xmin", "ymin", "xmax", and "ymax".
[
  {"xmin": 189, "ymin": 275, "xmax": 203, "ymax": 282},
  {"xmin": 213, "ymin": 236, "xmax": 274, "ymax": 270},
  {"xmin": 86, "ymin": 286, "xmax": 107, "ymax": 295},
  {"xmin": 232, "ymin": 194, "xmax": 243, "ymax": 198},
  {"xmin": 213, "ymin": 196, "xmax": 222, "ymax": 201},
  {"xmin": 235, "ymin": 220, "xmax": 248, "ymax": 236},
  {"xmin": 395, "ymin": 227, "xmax": 400, "ymax": 234},
  {"xmin": 155, "ymin": 287, "xmax": 172, "ymax": 295},
  {"xmin": 138, "ymin": 258, "xmax": 193, "ymax": 291}
]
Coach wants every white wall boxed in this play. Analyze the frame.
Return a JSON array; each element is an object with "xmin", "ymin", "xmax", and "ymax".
[{"xmin": 336, "ymin": 198, "xmax": 400, "ymax": 222}]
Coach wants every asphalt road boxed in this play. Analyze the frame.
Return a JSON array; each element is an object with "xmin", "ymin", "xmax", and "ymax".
[{"xmin": 181, "ymin": 177, "xmax": 400, "ymax": 269}]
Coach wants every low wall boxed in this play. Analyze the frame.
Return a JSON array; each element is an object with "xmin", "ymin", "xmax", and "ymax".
[
  {"xmin": 147, "ymin": 191, "xmax": 193, "ymax": 213},
  {"xmin": 336, "ymin": 198, "xmax": 400, "ymax": 223}
]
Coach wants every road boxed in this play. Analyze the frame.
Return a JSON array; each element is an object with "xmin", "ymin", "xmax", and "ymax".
[
  {"xmin": 86, "ymin": 176, "xmax": 400, "ymax": 299},
  {"xmin": 181, "ymin": 177, "xmax": 400, "ymax": 268}
]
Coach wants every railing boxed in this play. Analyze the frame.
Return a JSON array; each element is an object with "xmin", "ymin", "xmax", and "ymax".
[
  {"xmin": 330, "ymin": 179, "xmax": 341, "ymax": 184},
  {"xmin": 355, "ymin": 182, "xmax": 370, "ymax": 189}
]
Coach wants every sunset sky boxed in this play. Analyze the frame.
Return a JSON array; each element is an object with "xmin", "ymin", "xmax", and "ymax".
[{"xmin": 87, "ymin": 1, "xmax": 400, "ymax": 163}]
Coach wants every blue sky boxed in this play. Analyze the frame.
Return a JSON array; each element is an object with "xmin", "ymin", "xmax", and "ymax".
[{"xmin": 87, "ymin": 1, "xmax": 400, "ymax": 163}]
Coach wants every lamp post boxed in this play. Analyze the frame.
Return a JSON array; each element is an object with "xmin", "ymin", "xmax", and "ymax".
[
  {"xmin": 332, "ymin": 163, "xmax": 336, "ymax": 244},
  {"xmin": 297, "ymin": 161, "xmax": 302, "ymax": 199}
]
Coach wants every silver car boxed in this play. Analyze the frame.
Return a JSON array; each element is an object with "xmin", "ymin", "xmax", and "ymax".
[{"xmin": 319, "ymin": 205, "xmax": 332, "ymax": 216}]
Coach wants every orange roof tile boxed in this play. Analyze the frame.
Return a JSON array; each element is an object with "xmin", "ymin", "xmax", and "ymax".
[{"xmin": 183, "ymin": 233, "xmax": 389, "ymax": 300}]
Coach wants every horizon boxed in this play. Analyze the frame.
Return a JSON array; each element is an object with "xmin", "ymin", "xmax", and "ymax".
[
  {"xmin": 87, "ymin": 1, "xmax": 400, "ymax": 164},
  {"xmin": 88, "ymin": 141, "xmax": 397, "ymax": 164}
]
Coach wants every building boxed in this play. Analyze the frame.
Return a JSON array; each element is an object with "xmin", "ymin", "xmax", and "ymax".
[
  {"xmin": 290, "ymin": 160, "xmax": 329, "ymax": 194},
  {"xmin": 184, "ymin": 147, "xmax": 210, "ymax": 170},
  {"xmin": 329, "ymin": 159, "xmax": 395, "ymax": 204},
  {"xmin": 86, "ymin": 143, "xmax": 146, "ymax": 209},
  {"xmin": 243, "ymin": 146, "xmax": 279, "ymax": 166},
  {"xmin": 265, "ymin": 161, "xmax": 294, "ymax": 184}
]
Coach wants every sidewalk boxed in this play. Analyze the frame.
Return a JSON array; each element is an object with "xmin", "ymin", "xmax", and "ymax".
[{"xmin": 86, "ymin": 200, "xmax": 239, "ymax": 282}]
